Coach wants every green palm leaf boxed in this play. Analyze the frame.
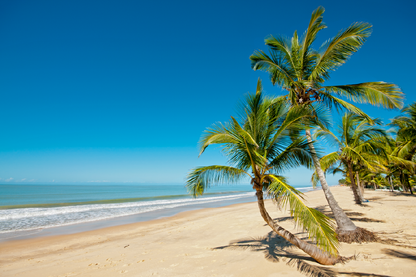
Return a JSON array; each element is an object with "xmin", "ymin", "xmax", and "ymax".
[
  {"xmin": 311, "ymin": 22, "xmax": 372, "ymax": 80},
  {"xmin": 268, "ymin": 138, "xmax": 314, "ymax": 172},
  {"xmin": 325, "ymin": 82, "xmax": 404, "ymax": 109},
  {"xmin": 186, "ymin": 165, "xmax": 250, "ymax": 197},
  {"xmin": 319, "ymin": 91, "xmax": 372, "ymax": 121},
  {"xmin": 319, "ymin": 152, "xmax": 341, "ymax": 173},
  {"xmin": 266, "ymin": 175, "xmax": 338, "ymax": 255},
  {"xmin": 250, "ymin": 50, "xmax": 295, "ymax": 88},
  {"xmin": 300, "ymin": 6, "xmax": 326, "ymax": 78}
]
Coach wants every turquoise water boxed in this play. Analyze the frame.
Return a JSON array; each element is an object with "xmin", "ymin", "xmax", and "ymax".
[
  {"xmin": 0, "ymin": 183, "xmax": 313, "ymax": 238},
  {"xmin": 0, "ymin": 183, "xmax": 252, "ymax": 208}
]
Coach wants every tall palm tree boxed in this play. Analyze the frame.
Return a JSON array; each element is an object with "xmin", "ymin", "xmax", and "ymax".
[
  {"xmin": 250, "ymin": 6, "xmax": 403, "ymax": 242},
  {"xmin": 186, "ymin": 80, "xmax": 340, "ymax": 265},
  {"xmin": 314, "ymin": 113, "xmax": 388, "ymax": 205}
]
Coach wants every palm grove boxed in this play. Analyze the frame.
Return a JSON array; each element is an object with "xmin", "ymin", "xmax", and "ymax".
[{"xmin": 186, "ymin": 7, "xmax": 414, "ymax": 265}]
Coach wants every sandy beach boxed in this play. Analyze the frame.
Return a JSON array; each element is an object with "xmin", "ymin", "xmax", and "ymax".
[{"xmin": 1, "ymin": 186, "xmax": 416, "ymax": 277}]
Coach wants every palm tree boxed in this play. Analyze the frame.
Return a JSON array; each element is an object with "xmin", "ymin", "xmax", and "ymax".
[
  {"xmin": 380, "ymin": 136, "xmax": 416, "ymax": 194},
  {"xmin": 359, "ymin": 170, "xmax": 379, "ymax": 190},
  {"xmin": 409, "ymin": 177, "xmax": 416, "ymax": 191},
  {"xmin": 250, "ymin": 6, "xmax": 403, "ymax": 242},
  {"xmin": 390, "ymin": 103, "xmax": 416, "ymax": 193},
  {"xmin": 391, "ymin": 103, "xmax": 416, "ymax": 160},
  {"xmin": 186, "ymin": 80, "xmax": 340, "ymax": 265},
  {"xmin": 373, "ymin": 175, "xmax": 389, "ymax": 190},
  {"xmin": 314, "ymin": 113, "xmax": 388, "ymax": 205}
]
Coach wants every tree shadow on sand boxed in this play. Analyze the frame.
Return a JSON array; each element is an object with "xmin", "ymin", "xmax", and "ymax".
[
  {"xmin": 382, "ymin": 249, "xmax": 416, "ymax": 261},
  {"xmin": 212, "ymin": 231, "xmax": 390, "ymax": 277},
  {"xmin": 213, "ymin": 231, "xmax": 334, "ymax": 277},
  {"xmin": 313, "ymin": 206, "xmax": 384, "ymax": 223},
  {"xmin": 213, "ymin": 231, "xmax": 306, "ymax": 263},
  {"xmin": 390, "ymin": 192, "xmax": 416, "ymax": 197}
]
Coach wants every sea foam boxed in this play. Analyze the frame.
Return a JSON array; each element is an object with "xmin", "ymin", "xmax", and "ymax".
[{"xmin": 0, "ymin": 192, "xmax": 254, "ymax": 233}]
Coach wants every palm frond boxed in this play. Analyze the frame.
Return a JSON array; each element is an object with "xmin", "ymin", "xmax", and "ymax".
[
  {"xmin": 264, "ymin": 35, "xmax": 299, "ymax": 80},
  {"xmin": 231, "ymin": 116, "xmax": 259, "ymax": 148},
  {"xmin": 300, "ymin": 6, "xmax": 326, "ymax": 78},
  {"xmin": 311, "ymin": 22, "xmax": 372, "ymax": 80},
  {"xmin": 313, "ymin": 128, "xmax": 341, "ymax": 147},
  {"xmin": 319, "ymin": 152, "xmax": 341, "ymax": 173},
  {"xmin": 199, "ymin": 122, "xmax": 238, "ymax": 156},
  {"xmin": 186, "ymin": 165, "xmax": 250, "ymax": 197},
  {"xmin": 250, "ymin": 50, "xmax": 295, "ymax": 88},
  {"xmin": 266, "ymin": 175, "xmax": 338, "ymax": 255},
  {"xmin": 325, "ymin": 82, "xmax": 404, "ymax": 109},
  {"xmin": 311, "ymin": 170, "xmax": 319, "ymax": 188},
  {"xmin": 342, "ymin": 146, "xmax": 375, "ymax": 171},
  {"xmin": 268, "ymin": 138, "xmax": 315, "ymax": 172},
  {"xmin": 319, "ymin": 91, "xmax": 372, "ymax": 121},
  {"xmin": 267, "ymin": 106, "xmax": 316, "ymax": 152}
]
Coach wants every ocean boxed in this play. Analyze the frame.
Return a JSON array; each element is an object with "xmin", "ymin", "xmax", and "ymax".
[{"xmin": 0, "ymin": 183, "xmax": 314, "ymax": 241}]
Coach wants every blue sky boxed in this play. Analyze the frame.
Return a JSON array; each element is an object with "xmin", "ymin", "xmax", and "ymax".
[{"xmin": 0, "ymin": 0, "xmax": 415, "ymax": 186}]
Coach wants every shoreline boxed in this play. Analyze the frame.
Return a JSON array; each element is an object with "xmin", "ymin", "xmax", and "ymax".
[
  {"xmin": 0, "ymin": 193, "xmax": 257, "ymax": 242},
  {"xmin": 2, "ymin": 186, "xmax": 416, "ymax": 276},
  {"xmin": 0, "ymin": 197, "xmax": 258, "ymax": 243},
  {"xmin": 0, "ymin": 186, "xmax": 316, "ymax": 242},
  {"xmin": 0, "ymin": 200, "xmax": 256, "ymax": 251}
]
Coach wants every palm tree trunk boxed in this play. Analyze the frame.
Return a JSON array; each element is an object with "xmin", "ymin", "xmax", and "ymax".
[
  {"xmin": 355, "ymin": 171, "xmax": 366, "ymax": 202},
  {"xmin": 356, "ymin": 172, "xmax": 364, "ymax": 196},
  {"xmin": 347, "ymin": 163, "xmax": 362, "ymax": 205},
  {"xmin": 400, "ymin": 173, "xmax": 407, "ymax": 192},
  {"xmin": 389, "ymin": 176, "xmax": 394, "ymax": 191},
  {"xmin": 304, "ymin": 130, "xmax": 377, "ymax": 243},
  {"xmin": 255, "ymin": 189, "xmax": 339, "ymax": 265},
  {"xmin": 404, "ymin": 174, "xmax": 413, "ymax": 195}
]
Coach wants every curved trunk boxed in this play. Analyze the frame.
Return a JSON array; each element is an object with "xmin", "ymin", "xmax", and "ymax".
[
  {"xmin": 305, "ymin": 130, "xmax": 377, "ymax": 243},
  {"xmin": 347, "ymin": 163, "xmax": 362, "ymax": 205},
  {"xmin": 305, "ymin": 130, "xmax": 357, "ymax": 231},
  {"xmin": 255, "ymin": 189, "xmax": 339, "ymax": 265},
  {"xmin": 355, "ymin": 171, "xmax": 366, "ymax": 202}
]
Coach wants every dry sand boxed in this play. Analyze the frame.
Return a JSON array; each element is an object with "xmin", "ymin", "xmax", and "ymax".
[{"xmin": 1, "ymin": 186, "xmax": 416, "ymax": 277}]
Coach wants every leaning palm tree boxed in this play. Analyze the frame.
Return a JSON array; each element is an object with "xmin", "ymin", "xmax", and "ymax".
[
  {"xmin": 313, "ymin": 113, "xmax": 388, "ymax": 205},
  {"xmin": 250, "ymin": 6, "xmax": 404, "ymax": 242},
  {"xmin": 187, "ymin": 81, "xmax": 340, "ymax": 265}
]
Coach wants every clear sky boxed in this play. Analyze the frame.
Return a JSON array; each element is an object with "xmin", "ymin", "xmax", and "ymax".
[{"xmin": 1, "ymin": 0, "xmax": 415, "ymax": 186}]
